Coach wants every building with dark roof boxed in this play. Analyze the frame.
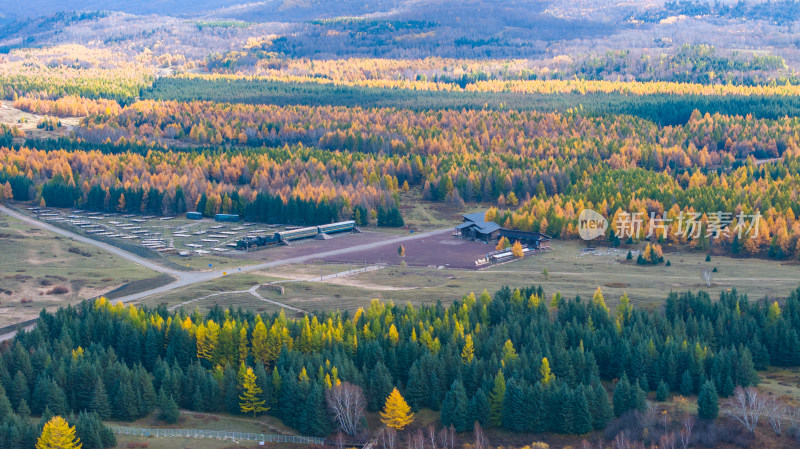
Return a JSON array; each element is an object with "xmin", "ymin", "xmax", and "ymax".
[
  {"xmin": 455, "ymin": 212, "xmax": 502, "ymax": 242},
  {"xmin": 455, "ymin": 212, "xmax": 552, "ymax": 249},
  {"xmin": 498, "ymin": 228, "xmax": 551, "ymax": 249}
]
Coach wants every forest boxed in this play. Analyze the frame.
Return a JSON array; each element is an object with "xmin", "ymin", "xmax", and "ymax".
[
  {"xmin": 0, "ymin": 285, "xmax": 797, "ymax": 448},
  {"xmin": 141, "ymin": 76, "xmax": 800, "ymax": 126},
  {"xmin": 4, "ymin": 95, "xmax": 800, "ymax": 255}
]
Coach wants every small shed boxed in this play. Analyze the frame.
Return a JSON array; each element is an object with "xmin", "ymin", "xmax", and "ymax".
[
  {"xmin": 215, "ymin": 214, "xmax": 240, "ymax": 222},
  {"xmin": 186, "ymin": 211, "xmax": 202, "ymax": 220}
]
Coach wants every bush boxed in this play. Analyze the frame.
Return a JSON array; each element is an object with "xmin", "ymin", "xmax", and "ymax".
[{"xmin": 46, "ymin": 286, "xmax": 69, "ymax": 295}]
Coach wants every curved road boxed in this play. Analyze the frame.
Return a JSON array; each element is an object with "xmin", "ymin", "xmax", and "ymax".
[{"xmin": 0, "ymin": 205, "xmax": 450, "ymax": 341}]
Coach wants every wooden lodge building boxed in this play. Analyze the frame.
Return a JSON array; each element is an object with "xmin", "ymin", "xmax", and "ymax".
[{"xmin": 455, "ymin": 212, "xmax": 551, "ymax": 249}]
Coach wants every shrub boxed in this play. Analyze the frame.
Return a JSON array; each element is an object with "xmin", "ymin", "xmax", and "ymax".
[{"xmin": 47, "ymin": 286, "xmax": 69, "ymax": 295}]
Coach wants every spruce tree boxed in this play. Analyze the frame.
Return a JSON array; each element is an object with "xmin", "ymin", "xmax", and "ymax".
[
  {"xmin": 469, "ymin": 388, "xmax": 490, "ymax": 426},
  {"xmin": 441, "ymin": 380, "xmax": 470, "ymax": 432},
  {"xmin": 656, "ymin": 380, "xmax": 670, "ymax": 402},
  {"xmin": 488, "ymin": 370, "xmax": 506, "ymax": 427},
  {"xmin": 697, "ymin": 381, "xmax": 719, "ymax": 420},
  {"xmin": 89, "ymin": 379, "xmax": 110, "ymax": 420},
  {"xmin": 612, "ymin": 375, "xmax": 631, "ymax": 417},
  {"xmin": 680, "ymin": 370, "xmax": 694, "ymax": 396},
  {"xmin": 571, "ymin": 388, "xmax": 593, "ymax": 434},
  {"xmin": 589, "ymin": 383, "xmax": 613, "ymax": 430}
]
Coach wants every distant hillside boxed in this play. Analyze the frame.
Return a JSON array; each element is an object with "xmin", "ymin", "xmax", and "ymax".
[{"xmin": 0, "ymin": 0, "xmax": 249, "ymax": 19}]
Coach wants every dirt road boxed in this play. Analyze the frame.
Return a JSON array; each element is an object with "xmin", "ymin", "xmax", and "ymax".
[{"xmin": 0, "ymin": 204, "xmax": 450, "ymax": 341}]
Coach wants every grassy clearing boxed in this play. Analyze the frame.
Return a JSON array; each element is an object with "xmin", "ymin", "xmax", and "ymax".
[
  {"xmin": 757, "ymin": 368, "xmax": 800, "ymax": 407},
  {"xmin": 142, "ymin": 273, "xmax": 284, "ymax": 310},
  {"xmin": 0, "ymin": 100, "xmax": 80, "ymax": 141},
  {"xmin": 110, "ymin": 409, "xmax": 303, "ymax": 449},
  {"xmin": 141, "ymin": 239, "xmax": 800, "ymax": 317},
  {"xmin": 0, "ymin": 212, "xmax": 157, "ymax": 327}
]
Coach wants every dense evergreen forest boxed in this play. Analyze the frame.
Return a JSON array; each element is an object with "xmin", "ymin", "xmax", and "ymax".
[
  {"xmin": 0, "ymin": 285, "xmax": 798, "ymax": 447},
  {"xmin": 142, "ymin": 77, "xmax": 800, "ymax": 126}
]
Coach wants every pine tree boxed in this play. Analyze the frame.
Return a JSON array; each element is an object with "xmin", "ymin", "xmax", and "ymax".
[
  {"xmin": 612, "ymin": 375, "xmax": 631, "ymax": 417},
  {"xmin": 470, "ymin": 388, "xmax": 490, "ymax": 425},
  {"xmin": 656, "ymin": 380, "xmax": 670, "ymax": 402},
  {"xmin": 589, "ymin": 383, "xmax": 613, "ymax": 430},
  {"xmin": 239, "ymin": 367, "xmax": 268, "ymax": 417},
  {"xmin": 488, "ymin": 370, "xmax": 506, "ymax": 426},
  {"xmin": 0, "ymin": 385, "xmax": 12, "ymax": 419},
  {"xmin": 379, "ymin": 387, "xmax": 414, "ymax": 430},
  {"xmin": 441, "ymin": 380, "xmax": 470, "ymax": 432},
  {"xmin": 89, "ymin": 380, "xmax": 110, "ymax": 420},
  {"xmin": 697, "ymin": 381, "xmax": 719, "ymax": 420},
  {"xmin": 571, "ymin": 388, "xmax": 593, "ymax": 434},
  {"xmin": 223, "ymin": 367, "xmax": 240, "ymax": 414},
  {"xmin": 157, "ymin": 389, "xmax": 180, "ymax": 424},
  {"xmin": 36, "ymin": 416, "xmax": 81, "ymax": 449},
  {"xmin": 680, "ymin": 370, "xmax": 694, "ymax": 396}
]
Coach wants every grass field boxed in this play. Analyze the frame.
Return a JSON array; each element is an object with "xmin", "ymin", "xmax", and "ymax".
[
  {"xmin": 143, "ymin": 272, "xmax": 284, "ymax": 312},
  {"xmin": 0, "ymin": 211, "xmax": 158, "ymax": 327},
  {"xmin": 139, "ymin": 238, "xmax": 800, "ymax": 318}
]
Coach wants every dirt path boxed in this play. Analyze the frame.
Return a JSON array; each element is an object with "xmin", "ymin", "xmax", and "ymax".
[
  {"xmin": 0, "ymin": 205, "xmax": 451, "ymax": 341},
  {"xmin": 168, "ymin": 265, "xmax": 388, "ymax": 313}
]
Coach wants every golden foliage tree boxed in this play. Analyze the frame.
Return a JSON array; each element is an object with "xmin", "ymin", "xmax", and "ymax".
[
  {"xmin": 380, "ymin": 387, "xmax": 414, "ymax": 430},
  {"xmin": 36, "ymin": 416, "xmax": 81, "ymax": 449},
  {"xmin": 461, "ymin": 334, "xmax": 474, "ymax": 364},
  {"xmin": 496, "ymin": 236, "xmax": 510, "ymax": 250},
  {"xmin": 2, "ymin": 181, "xmax": 12, "ymax": 202},
  {"xmin": 511, "ymin": 241, "xmax": 524, "ymax": 258},
  {"xmin": 540, "ymin": 357, "xmax": 555, "ymax": 386},
  {"xmin": 239, "ymin": 366, "xmax": 268, "ymax": 416}
]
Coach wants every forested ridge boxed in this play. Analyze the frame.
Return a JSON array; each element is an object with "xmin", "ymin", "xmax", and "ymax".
[
  {"xmin": 142, "ymin": 76, "xmax": 800, "ymax": 126},
  {"xmin": 0, "ymin": 285, "xmax": 798, "ymax": 446},
  {"xmin": 5, "ymin": 100, "xmax": 800, "ymax": 256}
]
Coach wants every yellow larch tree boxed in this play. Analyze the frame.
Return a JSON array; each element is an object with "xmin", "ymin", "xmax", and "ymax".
[
  {"xmin": 461, "ymin": 334, "xmax": 474, "ymax": 364},
  {"xmin": 36, "ymin": 416, "xmax": 81, "ymax": 449},
  {"xmin": 380, "ymin": 387, "xmax": 414, "ymax": 430},
  {"xmin": 540, "ymin": 357, "xmax": 555, "ymax": 386},
  {"xmin": 239, "ymin": 367, "xmax": 268, "ymax": 416}
]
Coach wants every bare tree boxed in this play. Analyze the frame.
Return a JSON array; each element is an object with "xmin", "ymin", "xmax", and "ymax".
[
  {"xmin": 636, "ymin": 402, "xmax": 658, "ymax": 429},
  {"xmin": 679, "ymin": 415, "xmax": 694, "ymax": 449},
  {"xmin": 580, "ymin": 440, "xmax": 593, "ymax": 449},
  {"xmin": 380, "ymin": 427, "xmax": 397, "ymax": 449},
  {"xmin": 408, "ymin": 429, "xmax": 425, "ymax": 449},
  {"xmin": 447, "ymin": 425, "xmax": 455, "ymax": 449},
  {"xmin": 334, "ymin": 432, "xmax": 345, "ymax": 449},
  {"xmin": 725, "ymin": 386, "xmax": 766, "ymax": 433},
  {"xmin": 474, "ymin": 422, "xmax": 488, "ymax": 449},
  {"xmin": 659, "ymin": 432, "xmax": 676, "ymax": 449},
  {"xmin": 701, "ymin": 269, "xmax": 713, "ymax": 287},
  {"xmin": 326, "ymin": 382, "xmax": 367, "ymax": 436},
  {"xmin": 614, "ymin": 432, "xmax": 632, "ymax": 449},
  {"xmin": 437, "ymin": 427, "xmax": 448, "ymax": 449},
  {"xmin": 764, "ymin": 395, "xmax": 786, "ymax": 435},
  {"xmin": 427, "ymin": 425, "xmax": 437, "ymax": 449}
]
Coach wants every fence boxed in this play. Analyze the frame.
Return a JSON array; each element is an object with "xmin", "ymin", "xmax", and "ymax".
[{"xmin": 110, "ymin": 426, "xmax": 326, "ymax": 445}]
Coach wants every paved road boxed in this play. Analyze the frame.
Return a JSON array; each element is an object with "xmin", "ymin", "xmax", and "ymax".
[{"xmin": 0, "ymin": 204, "xmax": 450, "ymax": 341}]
